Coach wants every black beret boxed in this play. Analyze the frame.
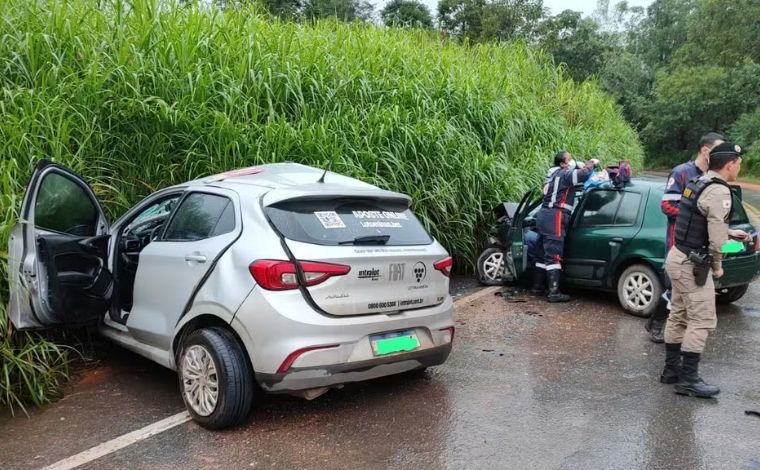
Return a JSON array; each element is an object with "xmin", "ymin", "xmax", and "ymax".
[{"xmin": 710, "ymin": 142, "xmax": 742, "ymax": 158}]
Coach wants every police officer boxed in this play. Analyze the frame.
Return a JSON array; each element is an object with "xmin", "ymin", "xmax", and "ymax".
[
  {"xmin": 646, "ymin": 132, "xmax": 724, "ymax": 343},
  {"xmin": 532, "ymin": 151, "xmax": 598, "ymax": 302},
  {"xmin": 660, "ymin": 142, "xmax": 751, "ymax": 397}
]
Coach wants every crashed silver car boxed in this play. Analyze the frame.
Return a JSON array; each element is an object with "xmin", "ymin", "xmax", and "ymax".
[{"xmin": 8, "ymin": 161, "xmax": 455, "ymax": 429}]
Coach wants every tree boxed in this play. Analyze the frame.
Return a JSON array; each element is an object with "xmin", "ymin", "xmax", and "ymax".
[
  {"xmin": 679, "ymin": 0, "xmax": 760, "ymax": 67},
  {"xmin": 593, "ymin": 0, "xmax": 646, "ymax": 39},
  {"xmin": 381, "ymin": 0, "xmax": 433, "ymax": 28},
  {"xmin": 259, "ymin": 0, "xmax": 302, "ymax": 19},
  {"xmin": 537, "ymin": 10, "xmax": 615, "ymax": 82},
  {"xmin": 438, "ymin": 0, "xmax": 545, "ymax": 43},
  {"xmin": 634, "ymin": 0, "xmax": 696, "ymax": 66},
  {"xmin": 640, "ymin": 62, "xmax": 760, "ymax": 154},
  {"xmin": 480, "ymin": 0, "xmax": 545, "ymax": 42},
  {"xmin": 598, "ymin": 51, "xmax": 653, "ymax": 127},
  {"xmin": 302, "ymin": 0, "xmax": 374, "ymax": 22},
  {"xmin": 438, "ymin": 0, "xmax": 487, "ymax": 39}
]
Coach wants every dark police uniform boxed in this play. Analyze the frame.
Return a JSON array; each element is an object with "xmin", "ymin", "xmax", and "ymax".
[
  {"xmin": 661, "ymin": 161, "xmax": 704, "ymax": 252},
  {"xmin": 534, "ymin": 165, "xmax": 593, "ymax": 301}
]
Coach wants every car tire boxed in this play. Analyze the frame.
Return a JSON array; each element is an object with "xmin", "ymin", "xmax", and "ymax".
[
  {"xmin": 178, "ymin": 327, "xmax": 254, "ymax": 430},
  {"xmin": 617, "ymin": 264, "xmax": 663, "ymax": 318},
  {"xmin": 477, "ymin": 247, "xmax": 507, "ymax": 286},
  {"xmin": 717, "ymin": 284, "xmax": 749, "ymax": 304}
]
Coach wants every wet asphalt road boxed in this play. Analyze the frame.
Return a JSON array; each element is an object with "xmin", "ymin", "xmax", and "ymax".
[
  {"xmin": 2, "ymin": 182, "xmax": 760, "ymax": 470},
  {"xmin": 2, "ymin": 280, "xmax": 760, "ymax": 470}
]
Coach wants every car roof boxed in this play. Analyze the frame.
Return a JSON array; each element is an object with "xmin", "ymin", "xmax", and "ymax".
[
  {"xmin": 181, "ymin": 162, "xmax": 412, "ymax": 205},
  {"xmin": 585, "ymin": 178, "xmax": 665, "ymax": 194}
]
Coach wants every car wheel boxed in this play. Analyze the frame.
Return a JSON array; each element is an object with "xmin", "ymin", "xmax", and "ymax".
[
  {"xmin": 477, "ymin": 247, "xmax": 507, "ymax": 286},
  {"xmin": 717, "ymin": 284, "xmax": 749, "ymax": 304},
  {"xmin": 617, "ymin": 264, "xmax": 663, "ymax": 318},
  {"xmin": 178, "ymin": 327, "xmax": 254, "ymax": 429}
]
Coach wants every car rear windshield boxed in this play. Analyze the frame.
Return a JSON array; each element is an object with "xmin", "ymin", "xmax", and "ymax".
[{"xmin": 265, "ymin": 198, "xmax": 433, "ymax": 246}]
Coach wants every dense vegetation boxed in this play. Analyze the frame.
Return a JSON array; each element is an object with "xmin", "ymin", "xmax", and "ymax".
[
  {"xmin": 0, "ymin": 0, "xmax": 640, "ymax": 408},
  {"xmin": 265, "ymin": 0, "xmax": 760, "ymax": 171}
]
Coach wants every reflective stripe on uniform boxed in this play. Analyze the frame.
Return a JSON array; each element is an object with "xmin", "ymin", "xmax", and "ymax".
[
  {"xmin": 661, "ymin": 193, "xmax": 681, "ymax": 201},
  {"xmin": 572, "ymin": 170, "xmax": 579, "ymax": 186},
  {"xmin": 535, "ymin": 263, "xmax": 546, "ymax": 269},
  {"xmin": 546, "ymin": 263, "xmax": 562, "ymax": 271},
  {"xmin": 546, "ymin": 202, "xmax": 574, "ymax": 211},
  {"xmin": 550, "ymin": 177, "xmax": 560, "ymax": 207}
]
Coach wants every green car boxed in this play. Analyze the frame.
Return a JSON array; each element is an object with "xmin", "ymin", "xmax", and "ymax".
[{"xmin": 482, "ymin": 178, "xmax": 760, "ymax": 317}]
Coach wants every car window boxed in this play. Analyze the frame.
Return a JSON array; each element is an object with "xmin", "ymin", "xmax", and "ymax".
[
  {"xmin": 729, "ymin": 189, "xmax": 749, "ymax": 225},
  {"xmin": 34, "ymin": 172, "xmax": 99, "ymax": 236},
  {"xmin": 163, "ymin": 193, "xmax": 235, "ymax": 241},
  {"xmin": 265, "ymin": 198, "xmax": 433, "ymax": 246},
  {"xmin": 577, "ymin": 191, "xmax": 642, "ymax": 227},
  {"xmin": 132, "ymin": 196, "xmax": 180, "ymax": 226},
  {"xmin": 210, "ymin": 202, "xmax": 236, "ymax": 237},
  {"xmin": 577, "ymin": 190, "xmax": 622, "ymax": 226},
  {"xmin": 613, "ymin": 193, "xmax": 641, "ymax": 225}
]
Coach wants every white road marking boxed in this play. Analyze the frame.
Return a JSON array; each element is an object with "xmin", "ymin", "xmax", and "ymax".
[
  {"xmin": 40, "ymin": 285, "xmax": 496, "ymax": 469},
  {"xmin": 40, "ymin": 411, "xmax": 191, "ymax": 470}
]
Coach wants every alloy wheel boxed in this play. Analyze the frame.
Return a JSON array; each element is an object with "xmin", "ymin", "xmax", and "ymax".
[{"xmin": 182, "ymin": 345, "xmax": 219, "ymax": 417}]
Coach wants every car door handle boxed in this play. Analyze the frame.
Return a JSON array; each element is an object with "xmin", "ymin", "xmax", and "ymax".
[
  {"xmin": 610, "ymin": 237, "xmax": 624, "ymax": 244},
  {"xmin": 185, "ymin": 254, "xmax": 207, "ymax": 263}
]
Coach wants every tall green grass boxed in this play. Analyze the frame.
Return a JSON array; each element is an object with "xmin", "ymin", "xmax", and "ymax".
[{"xmin": 0, "ymin": 0, "xmax": 643, "ymax": 407}]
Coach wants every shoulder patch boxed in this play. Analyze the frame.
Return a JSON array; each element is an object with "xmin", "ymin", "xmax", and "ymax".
[
  {"xmin": 667, "ymin": 177, "xmax": 675, "ymax": 189},
  {"xmin": 683, "ymin": 188, "xmax": 693, "ymax": 198}
]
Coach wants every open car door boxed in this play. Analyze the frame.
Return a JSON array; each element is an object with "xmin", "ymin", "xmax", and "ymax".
[
  {"xmin": 8, "ymin": 160, "xmax": 112, "ymax": 330},
  {"xmin": 501, "ymin": 188, "xmax": 538, "ymax": 281}
]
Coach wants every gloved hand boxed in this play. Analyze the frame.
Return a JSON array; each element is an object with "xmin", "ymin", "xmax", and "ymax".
[{"xmin": 584, "ymin": 158, "xmax": 600, "ymax": 168}]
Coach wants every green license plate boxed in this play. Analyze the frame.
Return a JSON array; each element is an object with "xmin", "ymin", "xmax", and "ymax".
[{"xmin": 370, "ymin": 330, "xmax": 420, "ymax": 356}]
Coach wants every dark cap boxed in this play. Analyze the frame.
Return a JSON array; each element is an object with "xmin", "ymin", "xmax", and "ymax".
[
  {"xmin": 708, "ymin": 142, "xmax": 742, "ymax": 171},
  {"xmin": 710, "ymin": 142, "xmax": 742, "ymax": 158}
]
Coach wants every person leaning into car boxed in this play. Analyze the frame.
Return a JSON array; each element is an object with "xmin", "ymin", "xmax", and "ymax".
[
  {"xmin": 660, "ymin": 142, "xmax": 751, "ymax": 398},
  {"xmin": 532, "ymin": 151, "xmax": 599, "ymax": 303},
  {"xmin": 646, "ymin": 132, "xmax": 725, "ymax": 343}
]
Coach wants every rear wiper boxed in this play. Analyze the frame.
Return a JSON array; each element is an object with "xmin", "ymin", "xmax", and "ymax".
[{"xmin": 338, "ymin": 235, "xmax": 391, "ymax": 245}]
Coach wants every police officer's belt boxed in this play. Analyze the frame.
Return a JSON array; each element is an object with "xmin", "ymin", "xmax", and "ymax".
[{"xmin": 675, "ymin": 244, "xmax": 706, "ymax": 257}]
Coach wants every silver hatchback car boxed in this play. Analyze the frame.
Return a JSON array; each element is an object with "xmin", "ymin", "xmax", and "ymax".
[{"xmin": 8, "ymin": 161, "xmax": 455, "ymax": 428}]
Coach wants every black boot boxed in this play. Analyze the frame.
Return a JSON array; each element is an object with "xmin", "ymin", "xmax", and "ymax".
[
  {"xmin": 546, "ymin": 270, "xmax": 571, "ymax": 303},
  {"xmin": 530, "ymin": 268, "xmax": 546, "ymax": 295},
  {"xmin": 660, "ymin": 343, "xmax": 681, "ymax": 384},
  {"xmin": 645, "ymin": 292, "xmax": 671, "ymax": 343},
  {"xmin": 645, "ymin": 319, "xmax": 665, "ymax": 344},
  {"xmin": 674, "ymin": 351, "xmax": 720, "ymax": 398}
]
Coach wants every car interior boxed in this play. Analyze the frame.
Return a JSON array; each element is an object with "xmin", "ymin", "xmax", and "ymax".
[{"xmin": 113, "ymin": 195, "xmax": 181, "ymax": 321}]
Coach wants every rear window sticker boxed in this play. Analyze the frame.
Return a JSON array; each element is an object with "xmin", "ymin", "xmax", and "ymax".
[
  {"xmin": 352, "ymin": 210, "xmax": 409, "ymax": 220},
  {"xmin": 314, "ymin": 211, "xmax": 346, "ymax": 229}
]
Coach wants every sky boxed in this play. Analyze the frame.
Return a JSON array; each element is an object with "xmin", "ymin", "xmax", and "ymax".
[{"xmin": 374, "ymin": 0, "xmax": 655, "ymax": 19}]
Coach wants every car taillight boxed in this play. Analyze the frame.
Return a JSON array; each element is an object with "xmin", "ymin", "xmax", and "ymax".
[
  {"xmin": 249, "ymin": 260, "xmax": 350, "ymax": 290},
  {"xmin": 754, "ymin": 233, "xmax": 760, "ymax": 252},
  {"xmin": 434, "ymin": 256, "xmax": 454, "ymax": 277}
]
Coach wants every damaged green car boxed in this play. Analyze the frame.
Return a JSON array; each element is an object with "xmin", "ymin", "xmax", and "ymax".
[{"xmin": 477, "ymin": 178, "xmax": 760, "ymax": 317}]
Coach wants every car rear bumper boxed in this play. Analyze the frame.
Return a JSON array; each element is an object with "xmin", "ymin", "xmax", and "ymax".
[
  {"xmin": 230, "ymin": 287, "xmax": 455, "ymax": 383},
  {"xmin": 255, "ymin": 342, "xmax": 452, "ymax": 393},
  {"xmin": 716, "ymin": 252, "xmax": 760, "ymax": 288}
]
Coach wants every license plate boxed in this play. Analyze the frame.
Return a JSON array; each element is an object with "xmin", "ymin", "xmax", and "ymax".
[{"xmin": 370, "ymin": 330, "xmax": 420, "ymax": 356}]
